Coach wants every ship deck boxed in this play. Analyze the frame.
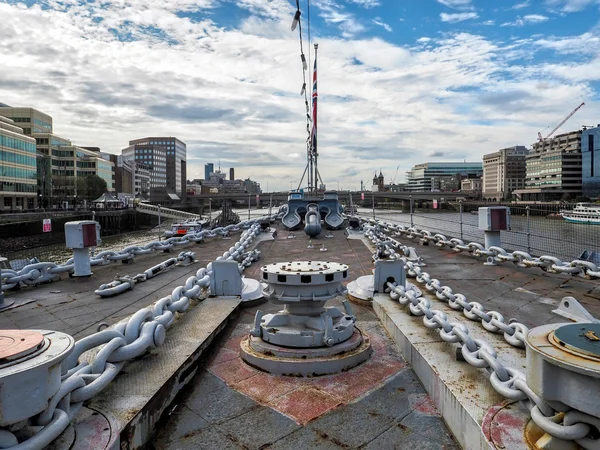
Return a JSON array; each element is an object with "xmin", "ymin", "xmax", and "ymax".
[
  {"xmin": 145, "ymin": 228, "xmax": 456, "ymax": 449},
  {"xmin": 1, "ymin": 221, "xmax": 599, "ymax": 449}
]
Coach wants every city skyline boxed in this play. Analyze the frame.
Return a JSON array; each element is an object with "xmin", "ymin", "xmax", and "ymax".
[{"xmin": 1, "ymin": 0, "xmax": 599, "ymax": 191}]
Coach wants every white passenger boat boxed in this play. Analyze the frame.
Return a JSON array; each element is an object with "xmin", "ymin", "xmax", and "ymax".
[{"xmin": 560, "ymin": 203, "xmax": 600, "ymax": 224}]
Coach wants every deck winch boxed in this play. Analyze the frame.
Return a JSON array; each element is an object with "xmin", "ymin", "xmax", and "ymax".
[
  {"xmin": 240, "ymin": 260, "xmax": 372, "ymax": 376},
  {"xmin": 0, "ymin": 330, "xmax": 73, "ymax": 428}
]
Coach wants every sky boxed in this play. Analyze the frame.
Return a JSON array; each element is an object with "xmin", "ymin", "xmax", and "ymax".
[{"xmin": 1, "ymin": 0, "xmax": 600, "ymax": 191}]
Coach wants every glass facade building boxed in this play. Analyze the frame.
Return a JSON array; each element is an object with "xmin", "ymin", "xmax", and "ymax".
[
  {"xmin": 405, "ymin": 162, "xmax": 483, "ymax": 192},
  {"xmin": 0, "ymin": 115, "xmax": 38, "ymax": 210},
  {"xmin": 514, "ymin": 130, "xmax": 582, "ymax": 201},
  {"xmin": 582, "ymin": 125, "xmax": 600, "ymax": 198},
  {"xmin": 205, "ymin": 163, "xmax": 214, "ymax": 181}
]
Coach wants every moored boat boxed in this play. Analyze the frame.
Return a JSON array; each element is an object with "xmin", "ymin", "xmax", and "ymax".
[
  {"xmin": 560, "ymin": 203, "xmax": 600, "ymax": 224},
  {"xmin": 163, "ymin": 219, "xmax": 208, "ymax": 237}
]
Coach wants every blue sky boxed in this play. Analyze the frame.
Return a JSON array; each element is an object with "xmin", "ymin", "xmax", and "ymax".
[{"xmin": 0, "ymin": 0, "xmax": 599, "ymax": 190}]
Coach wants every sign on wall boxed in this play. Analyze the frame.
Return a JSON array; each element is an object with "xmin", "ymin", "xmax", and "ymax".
[{"xmin": 43, "ymin": 219, "xmax": 52, "ymax": 233}]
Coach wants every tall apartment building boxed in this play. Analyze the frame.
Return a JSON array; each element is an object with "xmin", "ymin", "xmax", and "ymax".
[
  {"xmin": 0, "ymin": 115, "xmax": 38, "ymax": 210},
  {"xmin": 405, "ymin": 162, "xmax": 483, "ymax": 192},
  {"xmin": 125, "ymin": 137, "xmax": 186, "ymax": 196},
  {"xmin": 230, "ymin": 167, "xmax": 235, "ymax": 181},
  {"xmin": 482, "ymin": 146, "xmax": 528, "ymax": 201},
  {"xmin": 122, "ymin": 140, "xmax": 167, "ymax": 193},
  {"xmin": 513, "ymin": 130, "xmax": 582, "ymax": 201},
  {"xmin": 205, "ymin": 163, "xmax": 214, "ymax": 181},
  {"xmin": 582, "ymin": 125, "xmax": 600, "ymax": 198}
]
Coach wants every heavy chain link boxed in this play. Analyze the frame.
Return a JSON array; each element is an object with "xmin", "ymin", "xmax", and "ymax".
[
  {"xmin": 362, "ymin": 217, "xmax": 600, "ymax": 279},
  {"xmin": 0, "ymin": 221, "xmax": 265, "ymax": 449},
  {"xmin": 0, "ymin": 219, "xmax": 265, "ymax": 290},
  {"xmin": 365, "ymin": 223, "xmax": 599, "ymax": 448},
  {"xmin": 364, "ymin": 225, "xmax": 530, "ymax": 349}
]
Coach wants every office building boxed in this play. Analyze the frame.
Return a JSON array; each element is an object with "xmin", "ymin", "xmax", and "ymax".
[
  {"xmin": 461, "ymin": 178, "xmax": 482, "ymax": 198},
  {"xmin": 122, "ymin": 140, "xmax": 167, "ymax": 192},
  {"xmin": 230, "ymin": 167, "xmax": 235, "ymax": 181},
  {"xmin": 482, "ymin": 146, "xmax": 528, "ymax": 201},
  {"xmin": 582, "ymin": 125, "xmax": 600, "ymax": 198},
  {"xmin": 205, "ymin": 163, "xmax": 214, "ymax": 181},
  {"xmin": 0, "ymin": 115, "xmax": 38, "ymax": 210},
  {"xmin": 405, "ymin": 162, "xmax": 483, "ymax": 192},
  {"xmin": 514, "ymin": 130, "xmax": 582, "ymax": 201},
  {"xmin": 0, "ymin": 106, "xmax": 52, "ymax": 136},
  {"xmin": 125, "ymin": 137, "xmax": 186, "ymax": 197},
  {"xmin": 50, "ymin": 145, "xmax": 114, "ymax": 205}
]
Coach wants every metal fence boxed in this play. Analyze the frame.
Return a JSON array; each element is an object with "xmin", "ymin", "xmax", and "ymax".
[
  {"xmin": 364, "ymin": 204, "xmax": 600, "ymax": 262},
  {"xmin": 1, "ymin": 223, "xmax": 177, "ymax": 269}
]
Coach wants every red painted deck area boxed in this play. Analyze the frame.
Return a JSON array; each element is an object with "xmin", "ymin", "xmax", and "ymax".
[{"xmin": 207, "ymin": 324, "xmax": 406, "ymax": 425}]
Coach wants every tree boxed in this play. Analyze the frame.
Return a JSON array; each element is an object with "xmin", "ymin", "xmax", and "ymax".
[{"xmin": 77, "ymin": 175, "xmax": 107, "ymax": 201}]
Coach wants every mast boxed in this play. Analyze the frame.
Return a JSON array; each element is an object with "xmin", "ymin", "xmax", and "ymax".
[{"xmin": 311, "ymin": 43, "xmax": 318, "ymax": 194}]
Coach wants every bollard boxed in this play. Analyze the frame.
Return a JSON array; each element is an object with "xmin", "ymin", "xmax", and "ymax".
[
  {"xmin": 478, "ymin": 207, "xmax": 510, "ymax": 265},
  {"xmin": 0, "ymin": 256, "xmax": 15, "ymax": 311},
  {"xmin": 65, "ymin": 221, "xmax": 101, "ymax": 277}
]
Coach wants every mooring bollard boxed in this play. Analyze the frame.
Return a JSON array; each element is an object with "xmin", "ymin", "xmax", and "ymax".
[
  {"xmin": 478, "ymin": 206, "xmax": 510, "ymax": 266},
  {"xmin": 65, "ymin": 221, "xmax": 102, "ymax": 277}
]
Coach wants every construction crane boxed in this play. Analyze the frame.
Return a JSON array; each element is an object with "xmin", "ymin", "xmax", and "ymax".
[
  {"xmin": 391, "ymin": 165, "xmax": 400, "ymax": 184},
  {"xmin": 537, "ymin": 102, "xmax": 585, "ymax": 142}
]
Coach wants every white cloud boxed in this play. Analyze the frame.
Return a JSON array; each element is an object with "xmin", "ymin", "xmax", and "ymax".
[
  {"xmin": 501, "ymin": 14, "xmax": 550, "ymax": 26},
  {"xmin": 372, "ymin": 18, "xmax": 392, "ymax": 32},
  {"xmin": 482, "ymin": 20, "xmax": 495, "ymax": 25},
  {"xmin": 512, "ymin": 1, "xmax": 530, "ymax": 9},
  {"xmin": 437, "ymin": 0, "xmax": 474, "ymax": 10},
  {"xmin": 0, "ymin": 2, "xmax": 598, "ymax": 190},
  {"xmin": 440, "ymin": 12, "xmax": 479, "ymax": 23},
  {"xmin": 545, "ymin": 0, "xmax": 600, "ymax": 12},
  {"xmin": 313, "ymin": 0, "xmax": 365, "ymax": 38},
  {"xmin": 346, "ymin": 0, "xmax": 380, "ymax": 8}
]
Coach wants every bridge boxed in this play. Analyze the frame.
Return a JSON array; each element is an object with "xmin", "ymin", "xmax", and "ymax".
[
  {"xmin": 187, "ymin": 191, "xmax": 471, "ymax": 206},
  {"xmin": 136, "ymin": 202, "xmax": 202, "ymax": 221}
]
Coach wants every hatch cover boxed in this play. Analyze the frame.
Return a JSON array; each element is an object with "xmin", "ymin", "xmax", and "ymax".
[
  {"xmin": 0, "ymin": 330, "xmax": 45, "ymax": 362},
  {"xmin": 552, "ymin": 323, "xmax": 600, "ymax": 359}
]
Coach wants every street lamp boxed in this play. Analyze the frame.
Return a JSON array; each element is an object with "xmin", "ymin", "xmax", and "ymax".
[{"xmin": 209, "ymin": 198, "xmax": 212, "ymax": 221}]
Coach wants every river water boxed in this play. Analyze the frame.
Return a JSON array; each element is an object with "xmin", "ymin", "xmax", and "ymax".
[
  {"xmin": 3, "ymin": 208, "xmax": 274, "ymax": 267},
  {"xmin": 3, "ymin": 207, "xmax": 598, "ymax": 267},
  {"xmin": 360, "ymin": 208, "xmax": 600, "ymax": 262}
]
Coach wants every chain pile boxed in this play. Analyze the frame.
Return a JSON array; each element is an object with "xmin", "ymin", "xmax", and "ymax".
[
  {"xmin": 1, "ymin": 220, "xmax": 265, "ymax": 290},
  {"xmin": 364, "ymin": 223, "xmax": 599, "ymax": 449},
  {"xmin": 0, "ymin": 222, "xmax": 264, "ymax": 450},
  {"xmin": 362, "ymin": 218, "xmax": 600, "ymax": 279}
]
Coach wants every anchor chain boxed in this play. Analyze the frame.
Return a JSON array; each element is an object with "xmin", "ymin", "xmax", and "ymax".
[
  {"xmin": 364, "ymin": 226, "xmax": 529, "ymax": 348},
  {"xmin": 362, "ymin": 217, "xmax": 600, "ymax": 279},
  {"xmin": 366, "ymin": 225, "xmax": 599, "ymax": 449},
  {"xmin": 0, "ymin": 222, "xmax": 264, "ymax": 450},
  {"xmin": 0, "ymin": 219, "xmax": 267, "ymax": 290}
]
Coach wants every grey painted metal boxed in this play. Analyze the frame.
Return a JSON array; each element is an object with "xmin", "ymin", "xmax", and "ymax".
[
  {"xmin": 303, "ymin": 203, "xmax": 322, "ymax": 237},
  {"xmin": 366, "ymin": 225, "xmax": 600, "ymax": 448},
  {"xmin": 0, "ymin": 221, "xmax": 265, "ymax": 449},
  {"xmin": 210, "ymin": 260, "xmax": 243, "ymax": 296},
  {"xmin": 0, "ymin": 330, "xmax": 74, "ymax": 427},
  {"xmin": 526, "ymin": 322, "xmax": 600, "ymax": 419},
  {"xmin": 94, "ymin": 251, "xmax": 197, "ymax": 297},
  {"xmin": 361, "ymin": 216, "xmax": 600, "ymax": 279},
  {"xmin": 552, "ymin": 297, "xmax": 600, "ymax": 323},
  {"xmin": 257, "ymin": 261, "xmax": 352, "ymax": 347},
  {"xmin": 240, "ymin": 329, "xmax": 372, "ymax": 376},
  {"xmin": 282, "ymin": 191, "xmax": 344, "ymax": 232}
]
